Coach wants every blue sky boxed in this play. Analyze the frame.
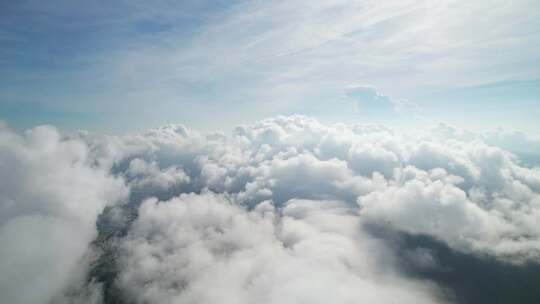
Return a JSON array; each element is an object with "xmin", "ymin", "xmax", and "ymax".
[{"xmin": 1, "ymin": 0, "xmax": 539, "ymax": 134}]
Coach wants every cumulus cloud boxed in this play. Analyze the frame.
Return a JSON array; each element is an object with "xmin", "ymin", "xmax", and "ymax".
[
  {"xmin": 431, "ymin": 123, "xmax": 540, "ymax": 166},
  {"xmin": 125, "ymin": 158, "xmax": 190, "ymax": 193},
  {"xmin": 2, "ymin": 115, "xmax": 540, "ymax": 303},
  {"xmin": 0, "ymin": 124, "xmax": 127, "ymax": 304},
  {"xmin": 345, "ymin": 85, "xmax": 420, "ymax": 115},
  {"xmin": 87, "ymin": 116, "xmax": 540, "ymax": 257},
  {"xmin": 345, "ymin": 85, "xmax": 396, "ymax": 113},
  {"xmin": 116, "ymin": 193, "xmax": 442, "ymax": 304}
]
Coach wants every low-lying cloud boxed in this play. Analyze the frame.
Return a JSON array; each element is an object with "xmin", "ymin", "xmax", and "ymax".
[
  {"xmin": 0, "ymin": 124, "xmax": 127, "ymax": 304},
  {"xmin": 1, "ymin": 116, "xmax": 540, "ymax": 303}
]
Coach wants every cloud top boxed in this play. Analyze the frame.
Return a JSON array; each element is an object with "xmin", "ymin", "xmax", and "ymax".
[{"xmin": 2, "ymin": 116, "xmax": 540, "ymax": 303}]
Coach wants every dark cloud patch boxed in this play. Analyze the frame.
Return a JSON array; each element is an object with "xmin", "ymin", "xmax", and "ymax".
[
  {"xmin": 366, "ymin": 223, "xmax": 540, "ymax": 303},
  {"xmin": 402, "ymin": 233, "xmax": 540, "ymax": 304}
]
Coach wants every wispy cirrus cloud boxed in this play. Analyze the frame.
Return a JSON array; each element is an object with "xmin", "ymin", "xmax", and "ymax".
[{"xmin": 1, "ymin": 0, "xmax": 539, "ymax": 131}]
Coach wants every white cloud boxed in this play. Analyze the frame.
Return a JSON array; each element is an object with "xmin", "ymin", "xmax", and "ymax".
[
  {"xmin": 3, "ymin": 115, "xmax": 540, "ymax": 302},
  {"xmin": 431, "ymin": 123, "xmax": 540, "ymax": 165},
  {"xmin": 344, "ymin": 85, "xmax": 406, "ymax": 114},
  {"xmin": 125, "ymin": 158, "xmax": 190, "ymax": 192},
  {"xmin": 93, "ymin": 115, "xmax": 540, "ymax": 262},
  {"xmin": 0, "ymin": 124, "xmax": 127, "ymax": 304},
  {"xmin": 116, "ymin": 193, "xmax": 443, "ymax": 304}
]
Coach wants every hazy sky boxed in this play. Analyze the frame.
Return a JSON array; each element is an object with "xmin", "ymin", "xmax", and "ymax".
[
  {"xmin": 2, "ymin": 4, "xmax": 540, "ymax": 301},
  {"xmin": 1, "ymin": 0, "xmax": 539, "ymax": 133}
]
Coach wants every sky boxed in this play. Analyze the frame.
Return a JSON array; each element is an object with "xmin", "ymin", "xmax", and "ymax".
[
  {"xmin": 2, "ymin": 3, "xmax": 540, "ymax": 303},
  {"xmin": 1, "ymin": 0, "xmax": 539, "ymax": 133}
]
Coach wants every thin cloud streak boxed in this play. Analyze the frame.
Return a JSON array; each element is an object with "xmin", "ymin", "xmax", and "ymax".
[{"xmin": 1, "ymin": 0, "xmax": 539, "ymax": 131}]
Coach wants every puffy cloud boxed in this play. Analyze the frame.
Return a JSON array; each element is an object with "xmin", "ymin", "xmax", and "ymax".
[
  {"xmin": 125, "ymin": 158, "xmax": 190, "ymax": 193},
  {"xmin": 345, "ymin": 85, "xmax": 397, "ymax": 113},
  {"xmin": 3, "ymin": 115, "xmax": 540, "ymax": 303},
  {"xmin": 116, "ymin": 193, "xmax": 443, "ymax": 304},
  {"xmin": 359, "ymin": 177, "xmax": 514, "ymax": 254},
  {"xmin": 86, "ymin": 115, "xmax": 540, "ymax": 262},
  {"xmin": 345, "ymin": 85, "xmax": 420, "ymax": 114},
  {"xmin": 431, "ymin": 123, "xmax": 540, "ymax": 166},
  {"xmin": 0, "ymin": 125, "xmax": 127, "ymax": 304}
]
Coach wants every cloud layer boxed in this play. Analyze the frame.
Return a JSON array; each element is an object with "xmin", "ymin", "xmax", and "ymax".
[
  {"xmin": 2, "ymin": 116, "xmax": 540, "ymax": 303},
  {"xmin": 0, "ymin": 124, "xmax": 127, "ymax": 304},
  {"xmin": 117, "ymin": 193, "xmax": 441, "ymax": 304}
]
